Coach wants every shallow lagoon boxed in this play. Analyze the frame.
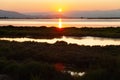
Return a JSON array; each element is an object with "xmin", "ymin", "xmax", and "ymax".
[{"xmin": 0, "ymin": 36, "xmax": 120, "ymax": 46}]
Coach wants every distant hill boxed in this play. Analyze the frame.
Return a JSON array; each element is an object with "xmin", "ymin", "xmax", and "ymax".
[
  {"xmin": 1, "ymin": 9, "xmax": 120, "ymax": 19},
  {"xmin": 24, "ymin": 12, "xmax": 59, "ymax": 18},
  {"xmin": 0, "ymin": 10, "xmax": 30, "ymax": 18},
  {"xmin": 65, "ymin": 9, "xmax": 120, "ymax": 18},
  {"xmin": 25, "ymin": 9, "xmax": 120, "ymax": 18}
]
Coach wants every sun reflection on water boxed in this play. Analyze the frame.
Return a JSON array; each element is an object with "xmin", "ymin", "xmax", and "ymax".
[{"xmin": 58, "ymin": 18, "xmax": 62, "ymax": 28}]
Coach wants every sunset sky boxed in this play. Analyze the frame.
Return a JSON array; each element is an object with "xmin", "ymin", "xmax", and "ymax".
[{"xmin": 0, "ymin": 0, "xmax": 120, "ymax": 12}]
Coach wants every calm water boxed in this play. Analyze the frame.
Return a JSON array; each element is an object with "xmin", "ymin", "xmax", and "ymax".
[
  {"xmin": 0, "ymin": 19, "xmax": 120, "ymax": 28},
  {"xmin": 0, "ymin": 19, "xmax": 120, "ymax": 46},
  {"xmin": 0, "ymin": 36, "xmax": 120, "ymax": 46}
]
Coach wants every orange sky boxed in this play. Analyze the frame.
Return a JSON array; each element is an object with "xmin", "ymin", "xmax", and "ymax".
[{"xmin": 0, "ymin": 0, "xmax": 120, "ymax": 12}]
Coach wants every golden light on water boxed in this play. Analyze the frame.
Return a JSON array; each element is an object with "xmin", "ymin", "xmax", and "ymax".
[
  {"xmin": 58, "ymin": 18, "xmax": 62, "ymax": 28},
  {"xmin": 58, "ymin": 8, "xmax": 63, "ymax": 28},
  {"xmin": 1, "ymin": 36, "xmax": 120, "ymax": 46}
]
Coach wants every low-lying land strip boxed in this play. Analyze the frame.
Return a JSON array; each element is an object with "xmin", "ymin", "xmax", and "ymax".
[{"xmin": 0, "ymin": 26, "xmax": 120, "ymax": 38}]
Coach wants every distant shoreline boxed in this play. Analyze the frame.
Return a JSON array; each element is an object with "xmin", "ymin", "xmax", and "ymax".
[{"xmin": 1, "ymin": 17, "xmax": 120, "ymax": 19}]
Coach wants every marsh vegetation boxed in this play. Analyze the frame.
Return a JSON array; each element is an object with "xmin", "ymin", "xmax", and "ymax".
[
  {"xmin": 0, "ymin": 40, "xmax": 120, "ymax": 80},
  {"xmin": 0, "ymin": 26, "xmax": 120, "ymax": 38},
  {"xmin": 0, "ymin": 26, "xmax": 120, "ymax": 80}
]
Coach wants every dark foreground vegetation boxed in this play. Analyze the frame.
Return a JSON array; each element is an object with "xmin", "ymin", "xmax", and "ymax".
[
  {"xmin": 0, "ymin": 40, "xmax": 120, "ymax": 80},
  {"xmin": 0, "ymin": 25, "xmax": 120, "ymax": 38}
]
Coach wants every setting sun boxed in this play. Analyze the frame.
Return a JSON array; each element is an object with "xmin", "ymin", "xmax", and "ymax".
[{"xmin": 58, "ymin": 8, "xmax": 62, "ymax": 12}]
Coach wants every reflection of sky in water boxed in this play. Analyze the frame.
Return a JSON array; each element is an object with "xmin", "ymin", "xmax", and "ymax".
[
  {"xmin": 0, "ymin": 19, "xmax": 120, "ymax": 27},
  {"xmin": 0, "ymin": 36, "xmax": 120, "ymax": 46},
  {"xmin": 63, "ymin": 70, "xmax": 85, "ymax": 77}
]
